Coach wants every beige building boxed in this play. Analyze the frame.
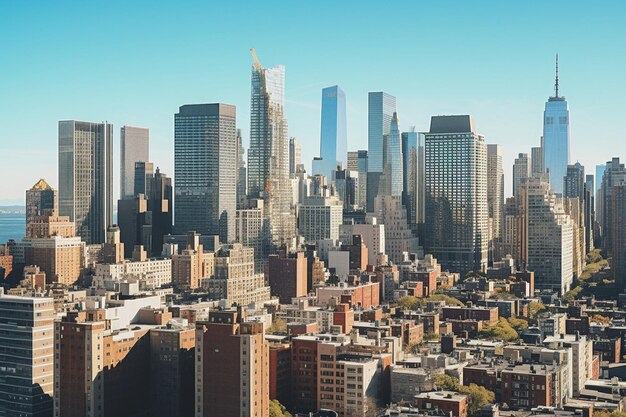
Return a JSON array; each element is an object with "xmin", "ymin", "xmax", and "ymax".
[{"xmin": 0, "ymin": 294, "xmax": 55, "ymax": 415}]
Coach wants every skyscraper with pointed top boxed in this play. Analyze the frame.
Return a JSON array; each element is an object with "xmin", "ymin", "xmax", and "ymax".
[
  {"xmin": 383, "ymin": 112, "xmax": 403, "ymax": 197},
  {"xmin": 543, "ymin": 54, "xmax": 570, "ymax": 195}
]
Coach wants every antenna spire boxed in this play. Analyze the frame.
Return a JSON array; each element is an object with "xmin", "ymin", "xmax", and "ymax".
[{"xmin": 554, "ymin": 53, "xmax": 559, "ymax": 98}]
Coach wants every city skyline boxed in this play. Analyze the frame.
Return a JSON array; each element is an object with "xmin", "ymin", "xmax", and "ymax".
[{"xmin": 2, "ymin": 2, "xmax": 626, "ymax": 204}]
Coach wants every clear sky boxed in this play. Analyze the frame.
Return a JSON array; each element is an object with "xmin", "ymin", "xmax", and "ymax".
[{"xmin": 1, "ymin": 1, "xmax": 625, "ymax": 205}]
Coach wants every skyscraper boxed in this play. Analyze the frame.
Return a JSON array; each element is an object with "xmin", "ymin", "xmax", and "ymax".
[
  {"xmin": 424, "ymin": 115, "xmax": 488, "ymax": 273},
  {"xmin": 247, "ymin": 49, "xmax": 295, "ymax": 248},
  {"xmin": 487, "ymin": 144, "xmax": 504, "ymax": 259},
  {"xmin": 133, "ymin": 161, "xmax": 154, "ymax": 197},
  {"xmin": 25, "ymin": 178, "xmax": 57, "ymax": 228},
  {"xmin": 520, "ymin": 177, "xmax": 574, "ymax": 295},
  {"xmin": 584, "ymin": 174, "xmax": 595, "ymax": 252},
  {"xmin": 543, "ymin": 55, "xmax": 570, "ymax": 195},
  {"xmin": 120, "ymin": 125, "xmax": 149, "ymax": 200},
  {"xmin": 236, "ymin": 129, "xmax": 247, "ymax": 208},
  {"xmin": 612, "ymin": 182, "xmax": 626, "ymax": 293},
  {"xmin": 531, "ymin": 141, "xmax": 545, "ymax": 176},
  {"xmin": 314, "ymin": 85, "xmax": 347, "ymax": 179},
  {"xmin": 401, "ymin": 130, "xmax": 419, "ymax": 226},
  {"xmin": 289, "ymin": 137, "xmax": 302, "ymax": 176},
  {"xmin": 367, "ymin": 92, "xmax": 396, "ymax": 211},
  {"xmin": 599, "ymin": 158, "xmax": 626, "ymax": 255},
  {"xmin": 0, "ymin": 294, "xmax": 55, "ymax": 417},
  {"xmin": 564, "ymin": 162, "xmax": 585, "ymax": 199},
  {"xmin": 58, "ymin": 120, "xmax": 113, "ymax": 244},
  {"xmin": 383, "ymin": 112, "xmax": 403, "ymax": 197},
  {"xmin": 513, "ymin": 153, "xmax": 530, "ymax": 198},
  {"xmin": 347, "ymin": 150, "xmax": 368, "ymax": 209},
  {"xmin": 174, "ymin": 103, "xmax": 237, "ymax": 243}
]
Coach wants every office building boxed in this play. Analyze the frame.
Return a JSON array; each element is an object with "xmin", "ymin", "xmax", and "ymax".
[
  {"xmin": 248, "ymin": 49, "xmax": 296, "ymax": 249},
  {"xmin": 171, "ymin": 233, "xmax": 210, "ymax": 290},
  {"xmin": 383, "ymin": 112, "xmax": 403, "ymax": 197},
  {"xmin": 236, "ymin": 129, "xmax": 247, "ymax": 208},
  {"xmin": 584, "ymin": 174, "xmax": 595, "ymax": 252},
  {"xmin": 564, "ymin": 162, "xmax": 585, "ymax": 199},
  {"xmin": 133, "ymin": 161, "xmax": 154, "ymax": 197},
  {"xmin": 513, "ymin": 153, "xmax": 530, "ymax": 198},
  {"xmin": 487, "ymin": 144, "xmax": 504, "ymax": 259},
  {"xmin": 313, "ymin": 85, "xmax": 347, "ymax": 179},
  {"xmin": 375, "ymin": 195, "xmax": 420, "ymax": 264},
  {"xmin": 401, "ymin": 130, "xmax": 423, "ymax": 226},
  {"xmin": 520, "ymin": 177, "xmax": 574, "ymax": 294},
  {"xmin": 58, "ymin": 120, "xmax": 113, "ymax": 244},
  {"xmin": 195, "ymin": 309, "xmax": 269, "ymax": 417},
  {"xmin": 543, "ymin": 56, "xmax": 570, "ymax": 195},
  {"xmin": 347, "ymin": 150, "xmax": 368, "ymax": 209},
  {"xmin": 613, "ymin": 182, "xmax": 626, "ymax": 292},
  {"xmin": 0, "ymin": 294, "xmax": 54, "ymax": 417},
  {"xmin": 424, "ymin": 115, "xmax": 488, "ymax": 273},
  {"xmin": 235, "ymin": 199, "xmax": 267, "ymax": 272},
  {"xmin": 339, "ymin": 217, "xmax": 385, "ymax": 265},
  {"xmin": 120, "ymin": 125, "xmax": 149, "ymax": 200},
  {"xmin": 599, "ymin": 158, "xmax": 626, "ymax": 255},
  {"xmin": 298, "ymin": 195, "xmax": 343, "ymax": 243},
  {"xmin": 531, "ymin": 143, "xmax": 545, "ymax": 176},
  {"xmin": 149, "ymin": 168, "xmax": 173, "ymax": 256},
  {"xmin": 174, "ymin": 103, "xmax": 237, "ymax": 242},
  {"xmin": 25, "ymin": 179, "xmax": 57, "ymax": 229},
  {"xmin": 289, "ymin": 137, "xmax": 302, "ymax": 176},
  {"xmin": 367, "ymin": 92, "xmax": 396, "ymax": 211}
]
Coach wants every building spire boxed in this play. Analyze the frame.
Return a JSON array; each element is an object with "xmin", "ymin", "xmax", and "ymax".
[{"xmin": 554, "ymin": 53, "xmax": 559, "ymax": 98}]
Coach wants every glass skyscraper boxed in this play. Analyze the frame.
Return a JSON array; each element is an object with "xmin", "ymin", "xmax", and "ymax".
[
  {"xmin": 314, "ymin": 85, "xmax": 346, "ymax": 179},
  {"xmin": 383, "ymin": 112, "xmax": 403, "ymax": 197},
  {"xmin": 424, "ymin": 115, "xmax": 488, "ymax": 273},
  {"xmin": 120, "ymin": 125, "xmax": 149, "ymax": 200},
  {"xmin": 543, "ymin": 57, "xmax": 570, "ymax": 195},
  {"xmin": 58, "ymin": 120, "xmax": 113, "ymax": 244},
  {"xmin": 174, "ymin": 103, "xmax": 237, "ymax": 242},
  {"xmin": 247, "ymin": 49, "xmax": 295, "ymax": 248},
  {"xmin": 367, "ymin": 92, "xmax": 396, "ymax": 173}
]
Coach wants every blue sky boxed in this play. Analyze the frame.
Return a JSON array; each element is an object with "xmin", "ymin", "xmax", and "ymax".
[{"xmin": 1, "ymin": 1, "xmax": 625, "ymax": 204}]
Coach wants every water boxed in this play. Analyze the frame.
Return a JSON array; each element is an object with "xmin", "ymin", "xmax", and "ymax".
[{"xmin": 0, "ymin": 214, "xmax": 25, "ymax": 243}]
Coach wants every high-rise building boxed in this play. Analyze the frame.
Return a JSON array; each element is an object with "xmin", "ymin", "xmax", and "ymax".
[
  {"xmin": 424, "ymin": 115, "xmax": 488, "ymax": 273},
  {"xmin": 347, "ymin": 150, "xmax": 368, "ymax": 209},
  {"xmin": 531, "ymin": 142, "xmax": 545, "ymax": 176},
  {"xmin": 383, "ymin": 112, "xmax": 403, "ymax": 197},
  {"xmin": 564, "ymin": 163, "xmax": 585, "ymax": 199},
  {"xmin": 513, "ymin": 153, "xmax": 530, "ymax": 198},
  {"xmin": 375, "ymin": 195, "xmax": 421, "ymax": 264},
  {"xmin": 247, "ymin": 49, "xmax": 295, "ymax": 249},
  {"xmin": 543, "ymin": 56, "xmax": 570, "ymax": 195},
  {"xmin": 487, "ymin": 144, "xmax": 504, "ymax": 260},
  {"xmin": 313, "ymin": 85, "xmax": 347, "ymax": 179},
  {"xmin": 289, "ymin": 137, "xmax": 302, "ymax": 176},
  {"xmin": 584, "ymin": 174, "xmax": 595, "ymax": 252},
  {"xmin": 133, "ymin": 161, "xmax": 154, "ymax": 197},
  {"xmin": 236, "ymin": 129, "xmax": 247, "ymax": 208},
  {"xmin": 0, "ymin": 294, "xmax": 54, "ymax": 417},
  {"xmin": 120, "ymin": 125, "xmax": 149, "ymax": 200},
  {"xmin": 401, "ymin": 130, "xmax": 422, "ymax": 226},
  {"xmin": 612, "ymin": 182, "xmax": 626, "ymax": 293},
  {"xmin": 58, "ymin": 120, "xmax": 113, "ymax": 244},
  {"xmin": 298, "ymin": 195, "xmax": 343, "ymax": 244},
  {"xmin": 367, "ymin": 92, "xmax": 396, "ymax": 211},
  {"xmin": 25, "ymin": 179, "xmax": 57, "ymax": 228},
  {"xmin": 520, "ymin": 177, "xmax": 574, "ymax": 294},
  {"xmin": 599, "ymin": 158, "xmax": 626, "ymax": 255},
  {"xmin": 174, "ymin": 103, "xmax": 237, "ymax": 243},
  {"xmin": 195, "ymin": 309, "xmax": 269, "ymax": 417},
  {"xmin": 235, "ymin": 199, "xmax": 267, "ymax": 273}
]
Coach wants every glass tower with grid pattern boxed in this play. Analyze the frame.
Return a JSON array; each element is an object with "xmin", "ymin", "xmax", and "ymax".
[{"xmin": 424, "ymin": 115, "xmax": 488, "ymax": 274}]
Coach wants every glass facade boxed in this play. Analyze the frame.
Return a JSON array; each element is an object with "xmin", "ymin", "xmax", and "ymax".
[
  {"xmin": 543, "ymin": 96, "xmax": 570, "ymax": 195},
  {"xmin": 174, "ymin": 103, "xmax": 237, "ymax": 242},
  {"xmin": 424, "ymin": 115, "xmax": 488, "ymax": 273},
  {"xmin": 316, "ymin": 85, "xmax": 347, "ymax": 179},
  {"xmin": 367, "ymin": 92, "xmax": 396, "ymax": 173},
  {"xmin": 383, "ymin": 112, "xmax": 403, "ymax": 197},
  {"xmin": 120, "ymin": 125, "xmax": 149, "ymax": 200},
  {"xmin": 58, "ymin": 120, "xmax": 112, "ymax": 244}
]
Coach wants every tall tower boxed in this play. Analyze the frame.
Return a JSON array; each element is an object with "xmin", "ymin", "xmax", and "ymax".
[
  {"xmin": 289, "ymin": 137, "xmax": 302, "ymax": 175},
  {"xmin": 174, "ymin": 103, "xmax": 237, "ymax": 243},
  {"xmin": 314, "ymin": 85, "xmax": 347, "ymax": 179},
  {"xmin": 424, "ymin": 115, "xmax": 488, "ymax": 273},
  {"xmin": 58, "ymin": 120, "xmax": 113, "ymax": 244},
  {"xmin": 513, "ymin": 153, "xmax": 530, "ymax": 198},
  {"xmin": 366, "ymin": 91, "xmax": 396, "ymax": 211},
  {"xmin": 401, "ymin": 130, "xmax": 420, "ymax": 225},
  {"xmin": 120, "ymin": 125, "xmax": 149, "ymax": 200},
  {"xmin": 487, "ymin": 144, "xmax": 504, "ymax": 259},
  {"xmin": 247, "ymin": 49, "xmax": 296, "ymax": 249},
  {"xmin": 543, "ymin": 54, "xmax": 570, "ymax": 195},
  {"xmin": 25, "ymin": 178, "xmax": 57, "ymax": 227},
  {"xmin": 383, "ymin": 112, "xmax": 403, "ymax": 197}
]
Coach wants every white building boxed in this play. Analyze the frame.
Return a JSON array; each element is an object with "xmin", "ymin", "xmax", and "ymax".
[
  {"xmin": 93, "ymin": 258, "xmax": 172, "ymax": 289},
  {"xmin": 299, "ymin": 195, "xmax": 343, "ymax": 243},
  {"xmin": 339, "ymin": 216, "xmax": 385, "ymax": 266}
]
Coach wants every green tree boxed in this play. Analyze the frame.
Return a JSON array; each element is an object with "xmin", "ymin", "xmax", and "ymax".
[
  {"xmin": 460, "ymin": 383, "xmax": 496, "ymax": 415},
  {"xmin": 527, "ymin": 301, "xmax": 546, "ymax": 320},
  {"xmin": 433, "ymin": 374, "xmax": 460, "ymax": 391},
  {"xmin": 479, "ymin": 317, "xmax": 518, "ymax": 342},
  {"xmin": 269, "ymin": 400, "xmax": 292, "ymax": 417},
  {"xmin": 507, "ymin": 317, "xmax": 529, "ymax": 331},
  {"xmin": 397, "ymin": 295, "xmax": 421, "ymax": 310},
  {"xmin": 423, "ymin": 333, "xmax": 441, "ymax": 341}
]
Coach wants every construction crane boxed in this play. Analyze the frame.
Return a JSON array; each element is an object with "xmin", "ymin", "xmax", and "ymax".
[{"xmin": 250, "ymin": 48, "xmax": 262, "ymax": 70}]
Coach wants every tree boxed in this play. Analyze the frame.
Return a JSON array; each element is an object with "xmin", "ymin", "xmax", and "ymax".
[
  {"xmin": 427, "ymin": 294, "xmax": 464, "ymax": 307},
  {"xmin": 267, "ymin": 318, "xmax": 287, "ymax": 335},
  {"xmin": 479, "ymin": 317, "xmax": 518, "ymax": 342},
  {"xmin": 397, "ymin": 295, "xmax": 421, "ymax": 310},
  {"xmin": 434, "ymin": 374, "xmax": 460, "ymax": 391},
  {"xmin": 423, "ymin": 333, "xmax": 440, "ymax": 341},
  {"xmin": 507, "ymin": 317, "xmax": 529, "ymax": 331},
  {"xmin": 590, "ymin": 314, "xmax": 610, "ymax": 325},
  {"xmin": 460, "ymin": 383, "xmax": 495, "ymax": 415},
  {"xmin": 527, "ymin": 301, "xmax": 546, "ymax": 320},
  {"xmin": 269, "ymin": 400, "xmax": 292, "ymax": 417}
]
